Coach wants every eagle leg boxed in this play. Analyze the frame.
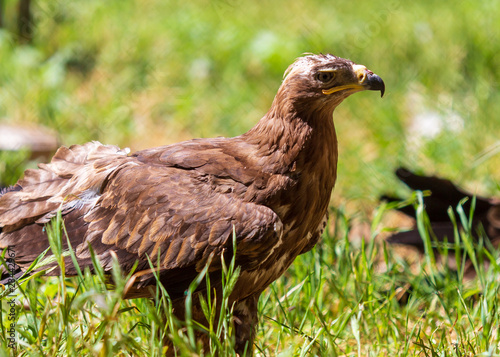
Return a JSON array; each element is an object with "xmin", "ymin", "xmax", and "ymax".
[{"xmin": 233, "ymin": 293, "xmax": 260, "ymax": 356}]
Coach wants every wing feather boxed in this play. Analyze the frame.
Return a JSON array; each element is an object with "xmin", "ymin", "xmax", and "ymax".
[
  {"xmin": 78, "ymin": 162, "xmax": 282, "ymax": 276},
  {"xmin": 1, "ymin": 139, "xmax": 283, "ymax": 298}
]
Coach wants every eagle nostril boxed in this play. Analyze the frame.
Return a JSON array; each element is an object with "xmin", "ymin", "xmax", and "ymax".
[{"xmin": 358, "ymin": 71, "xmax": 366, "ymax": 83}]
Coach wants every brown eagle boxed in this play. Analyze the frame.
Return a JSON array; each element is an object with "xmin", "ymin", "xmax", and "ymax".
[{"xmin": 0, "ymin": 54, "xmax": 384, "ymax": 354}]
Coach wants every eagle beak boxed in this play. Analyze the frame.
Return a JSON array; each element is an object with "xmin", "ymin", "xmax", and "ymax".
[
  {"xmin": 353, "ymin": 64, "xmax": 385, "ymax": 97},
  {"xmin": 322, "ymin": 64, "xmax": 385, "ymax": 97}
]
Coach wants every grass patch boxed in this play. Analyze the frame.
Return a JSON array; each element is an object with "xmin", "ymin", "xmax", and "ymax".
[{"xmin": 0, "ymin": 199, "xmax": 499, "ymax": 355}]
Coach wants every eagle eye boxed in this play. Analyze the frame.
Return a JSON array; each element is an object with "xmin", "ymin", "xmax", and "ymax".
[{"xmin": 316, "ymin": 71, "xmax": 335, "ymax": 83}]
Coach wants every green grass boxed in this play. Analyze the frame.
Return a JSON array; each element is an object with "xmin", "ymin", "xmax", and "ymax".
[
  {"xmin": 0, "ymin": 0, "xmax": 500, "ymax": 355},
  {"xmin": 1, "ymin": 198, "xmax": 499, "ymax": 356}
]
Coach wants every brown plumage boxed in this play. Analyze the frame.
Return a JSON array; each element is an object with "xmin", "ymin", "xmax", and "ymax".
[
  {"xmin": 0, "ymin": 54, "xmax": 384, "ymax": 355},
  {"xmin": 384, "ymin": 168, "xmax": 500, "ymax": 274}
]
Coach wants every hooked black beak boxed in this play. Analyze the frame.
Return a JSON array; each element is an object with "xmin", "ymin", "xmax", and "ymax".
[{"xmin": 364, "ymin": 72, "xmax": 385, "ymax": 97}]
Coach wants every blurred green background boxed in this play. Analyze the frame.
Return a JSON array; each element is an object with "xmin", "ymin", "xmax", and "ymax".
[
  {"xmin": 1, "ymin": 2, "xmax": 500, "ymax": 355},
  {"xmin": 1, "ymin": 0, "xmax": 499, "ymax": 211}
]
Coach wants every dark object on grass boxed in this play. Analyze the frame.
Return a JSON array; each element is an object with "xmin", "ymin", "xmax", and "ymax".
[
  {"xmin": 383, "ymin": 168, "xmax": 500, "ymax": 303},
  {"xmin": 0, "ymin": 54, "xmax": 384, "ymax": 355},
  {"xmin": 0, "ymin": 123, "xmax": 59, "ymax": 160},
  {"xmin": 383, "ymin": 167, "xmax": 500, "ymax": 252}
]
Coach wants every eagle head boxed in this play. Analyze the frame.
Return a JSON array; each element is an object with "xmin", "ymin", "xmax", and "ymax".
[{"xmin": 279, "ymin": 54, "xmax": 385, "ymax": 112}]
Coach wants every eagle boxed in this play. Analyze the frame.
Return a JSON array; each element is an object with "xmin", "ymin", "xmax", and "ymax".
[{"xmin": 0, "ymin": 54, "xmax": 384, "ymax": 355}]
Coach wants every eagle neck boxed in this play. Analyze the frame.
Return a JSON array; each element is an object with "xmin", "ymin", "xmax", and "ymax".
[{"xmin": 244, "ymin": 101, "xmax": 338, "ymax": 179}]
